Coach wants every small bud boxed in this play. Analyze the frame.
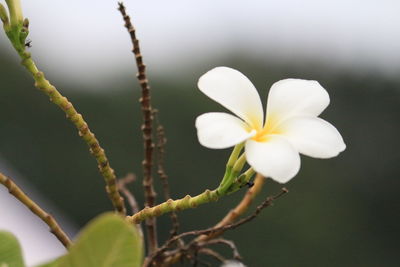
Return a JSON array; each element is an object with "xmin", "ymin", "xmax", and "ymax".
[{"xmin": 22, "ymin": 17, "xmax": 28, "ymax": 28}]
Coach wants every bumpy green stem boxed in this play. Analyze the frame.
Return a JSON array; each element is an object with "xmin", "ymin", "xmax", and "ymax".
[
  {"xmin": 14, "ymin": 50, "xmax": 126, "ymax": 214},
  {"xmin": 1, "ymin": 1, "xmax": 125, "ymax": 214},
  {"xmin": 127, "ymin": 189, "xmax": 220, "ymax": 224},
  {"xmin": 127, "ymin": 168, "xmax": 257, "ymax": 225},
  {"xmin": 127, "ymin": 144, "xmax": 252, "ymax": 224}
]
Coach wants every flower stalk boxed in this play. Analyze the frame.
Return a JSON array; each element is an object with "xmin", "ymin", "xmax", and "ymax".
[
  {"xmin": 0, "ymin": 4, "xmax": 9, "ymax": 26},
  {"xmin": 5, "ymin": 0, "xmax": 23, "ymax": 26},
  {"xmin": 127, "ymin": 188, "xmax": 220, "ymax": 224},
  {"xmin": 3, "ymin": 0, "xmax": 27, "ymax": 52},
  {"xmin": 127, "ymin": 145, "xmax": 255, "ymax": 224}
]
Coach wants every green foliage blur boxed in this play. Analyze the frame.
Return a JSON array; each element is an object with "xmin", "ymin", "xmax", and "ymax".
[{"xmin": 0, "ymin": 48, "xmax": 399, "ymax": 266}]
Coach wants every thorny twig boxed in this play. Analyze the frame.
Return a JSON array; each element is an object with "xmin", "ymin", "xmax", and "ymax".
[
  {"xmin": 0, "ymin": 172, "xmax": 72, "ymax": 248},
  {"xmin": 154, "ymin": 110, "xmax": 180, "ymax": 237},
  {"xmin": 118, "ymin": 2, "xmax": 158, "ymax": 253},
  {"xmin": 147, "ymin": 187, "xmax": 288, "ymax": 266}
]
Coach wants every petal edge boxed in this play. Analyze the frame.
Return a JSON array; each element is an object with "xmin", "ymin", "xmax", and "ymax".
[
  {"xmin": 196, "ymin": 112, "xmax": 255, "ymax": 149},
  {"xmin": 198, "ymin": 67, "xmax": 264, "ymax": 129},
  {"xmin": 266, "ymin": 79, "xmax": 330, "ymax": 127},
  {"xmin": 245, "ymin": 137, "xmax": 301, "ymax": 183},
  {"xmin": 279, "ymin": 116, "xmax": 346, "ymax": 158}
]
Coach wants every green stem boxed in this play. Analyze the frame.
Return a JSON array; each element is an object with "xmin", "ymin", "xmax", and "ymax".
[
  {"xmin": 218, "ymin": 153, "xmax": 247, "ymax": 195},
  {"xmin": 14, "ymin": 49, "xmax": 126, "ymax": 215},
  {"xmin": 5, "ymin": 0, "xmax": 23, "ymax": 26},
  {"xmin": 226, "ymin": 142, "xmax": 244, "ymax": 167},
  {"xmin": 243, "ymin": 168, "xmax": 256, "ymax": 182},
  {"xmin": 232, "ymin": 153, "xmax": 247, "ymax": 174},
  {"xmin": 127, "ymin": 147, "xmax": 253, "ymax": 224},
  {"xmin": 217, "ymin": 143, "xmax": 244, "ymax": 192},
  {"xmin": 126, "ymin": 189, "xmax": 220, "ymax": 224},
  {"xmin": 0, "ymin": 4, "xmax": 9, "ymax": 26},
  {"xmin": 127, "ymin": 168, "xmax": 256, "ymax": 224}
]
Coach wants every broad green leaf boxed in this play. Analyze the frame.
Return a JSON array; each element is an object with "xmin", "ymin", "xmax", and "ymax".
[
  {"xmin": 0, "ymin": 231, "xmax": 25, "ymax": 267},
  {"xmin": 57, "ymin": 213, "xmax": 143, "ymax": 267},
  {"xmin": 34, "ymin": 257, "xmax": 62, "ymax": 267}
]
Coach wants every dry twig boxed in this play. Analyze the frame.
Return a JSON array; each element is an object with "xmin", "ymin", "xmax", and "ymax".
[
  {"xmin": 198, "ymin": 248, "xmax": 226, "ymax": 263},
  {"xmin": 0, "ymin": 172, "xmax": 72, "ymax": 248},
  {"xmin": 117, "ymin": 173, "xmax": 140, "ymax": 214},
  {"xmin": 155, "ymin": 110, "xmax": 180, "ymax": 237},
  {"xmin": 200, "ymin": 238, "xmax": 242, "ymax": 261},
  {"xmin": 118, "ymin": 2, "xmax": 158, "ymax": 253},
  {"xmin": 198, "ymin": 173, "xmax": 266, "ymax": 241},
  {"xmin": 149, "ymin": 187, "xmax": 288, "ymax": 266},
  {"xmin": 117, "ymin": 173, "xmax": 144, "ymax": 241}
]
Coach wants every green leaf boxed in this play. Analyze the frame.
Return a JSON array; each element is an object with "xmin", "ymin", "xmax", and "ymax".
[
  {"xmin": 0, "ymin": 231, "xmax": 25, "ymax": 267},
  {"xmin": 57, "ymin": 213, "xmax": 143, "ymax": 267},
  {"xmin": 34, "ymin": 257, "xmax": 61, "ymax": 267}
]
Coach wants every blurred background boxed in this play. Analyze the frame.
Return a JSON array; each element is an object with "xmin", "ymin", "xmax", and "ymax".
[{"xmin": 0, "ymin": 0, "xmax": 399, "ymax": 266}]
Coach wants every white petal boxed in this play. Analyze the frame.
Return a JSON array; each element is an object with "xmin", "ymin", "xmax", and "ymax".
[
  {"xmin": 265, "ymin": 79, "xmax": 330, "ymax": 126},
  {"xmin": 196, "ymin": 112, "xmax": 256, "ymax": 149},
  {"xmin": 198, "ymin": 67, "xmax": 264, "ymax": 130},
  {"xmin": 245, "ymin": 137, "xmax": 300, "ymax": 183},
  {"xmin": 221, "ymin": 260, "xmax": 247, "ymax": 267},
  {"xmin": 279, "ymin": 116, "xmax": 346, "ymax": 158}
]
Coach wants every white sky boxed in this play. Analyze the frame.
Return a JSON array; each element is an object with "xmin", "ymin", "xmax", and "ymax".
[{"xmin": 1, "ymin": 0, "xmax": 400, "ymax": 86}]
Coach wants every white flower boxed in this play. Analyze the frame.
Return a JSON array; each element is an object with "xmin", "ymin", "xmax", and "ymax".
[
  {"xmin": 195, "ymin": 67, "xmax": 346, "ymax": 183},
  {"xmin": 221, "ymin": 260, "xmax": 247, "ymax": 267}
]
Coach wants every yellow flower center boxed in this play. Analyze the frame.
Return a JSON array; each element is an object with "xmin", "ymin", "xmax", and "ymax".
[{"xmin": 251, "ymin": 116, "xmax": 281, "ymax": 142}]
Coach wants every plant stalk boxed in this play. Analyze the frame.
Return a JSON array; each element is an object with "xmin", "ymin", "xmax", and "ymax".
[{"xmin": 0, "ymin": 172, "xmax": 72, "ymax": 248}]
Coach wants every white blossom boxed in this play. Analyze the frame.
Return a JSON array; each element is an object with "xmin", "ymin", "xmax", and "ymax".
[
  {"xmin": 196, "ymin": 67, "xmax": 346, "ymax": 183},
  {"xmin": 220, "ymin": 260, "xmax": 247, "ymax": 267}
]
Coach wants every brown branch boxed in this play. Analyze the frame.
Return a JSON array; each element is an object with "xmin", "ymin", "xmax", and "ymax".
[
  {"xmin": 118, "ymin": 2, "xmax": 158, "ymax": 254},
  {"xmin": 149, "ymin": 187, "xmax": 288, "ymax": 266},
  {"xmin": 198, "ymin": 248, "xmax": 226, "ymax": 263},
  {"xmin": 155, "ymin": 111, "xmax": 180, "ymax": 237},
  {"xmin": 117, "ymin": 173, "xmax": 144, "ymax": 241},
  {"xmin": 0, "ymin": 172, "xmax": 72, "ymax": 248},
  {"xmin": 199, "ymin": 239, "xmax": 241, "ymax": 261},
  {"xmin": 198, "ymin": 173, "xmax": 266, "ymax": 242},
  {"xmin": 118, "ymin": 173, "xmax": 140, "ymax": 214}
]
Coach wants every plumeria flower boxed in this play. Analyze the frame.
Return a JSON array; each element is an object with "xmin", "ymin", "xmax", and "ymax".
[
  {"xmin": 220, "ymin": 260, "xmax": 247, "ymax": 267},
  {"xmin": 195, "ymin": 67, "xmax": 346, "ymax": 183}
]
